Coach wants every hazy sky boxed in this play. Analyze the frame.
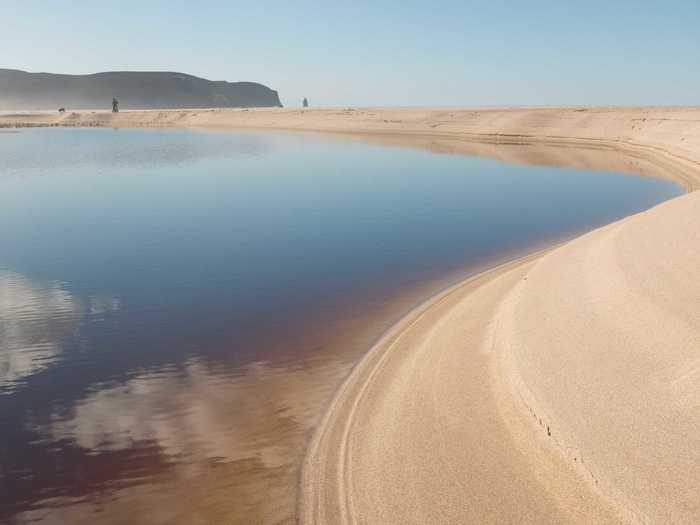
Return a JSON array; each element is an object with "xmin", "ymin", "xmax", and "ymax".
[{"xmin": 3, "ymin": 0, "xmax": 699, "ymax": 107}]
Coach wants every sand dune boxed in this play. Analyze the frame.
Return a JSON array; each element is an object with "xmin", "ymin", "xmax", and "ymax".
[
  {"xmin": 492, "ymin": 191, "xmax": 700, "ymax": 523},
  {"xmin": 5, "ymin": 107, "xmax": 700, "ymax": 522}
]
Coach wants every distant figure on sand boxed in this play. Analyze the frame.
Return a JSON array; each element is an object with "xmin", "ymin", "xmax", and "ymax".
[
  {"xmin": 58, "ymin": 107, "xmax": 65, "ymax": 113},
  {"xmin": 112, "ymin": 97, "xmax": 119, "ymax": 113},
  {"xmin": 303, "ymin": 97, "xmax": 309, "ymax": 108}
]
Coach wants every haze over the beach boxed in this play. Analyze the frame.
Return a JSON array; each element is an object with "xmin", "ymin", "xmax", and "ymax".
[{"xmin": 3, "ymin": 0, "xmax": 700, "ymax": 107}]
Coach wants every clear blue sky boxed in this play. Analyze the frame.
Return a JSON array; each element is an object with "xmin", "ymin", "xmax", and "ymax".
[{"xmin": 3, "ymin": 0, "xmax": 699, "ymax": 107}]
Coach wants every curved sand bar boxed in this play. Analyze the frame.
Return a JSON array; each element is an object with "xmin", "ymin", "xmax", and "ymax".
[
  {"xmin": 5, "ymin": 108, "xmax": 700, "ymax": 522},
  {"xmin": 301, "ymin": 192, "xmax": 700, "ymax": 524}
]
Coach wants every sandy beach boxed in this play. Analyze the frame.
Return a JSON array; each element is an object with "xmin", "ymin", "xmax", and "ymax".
[
  {"xmin": 2, "ymin": 106, "xmax": 700, "ymax": 189},
  {"xmin": 5, "ymin": 107, "xmax": 700, "ymax": 523}
]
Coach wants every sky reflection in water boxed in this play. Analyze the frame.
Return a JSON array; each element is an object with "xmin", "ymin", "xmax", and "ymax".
[{"xmin": 0, "ymin": 128, "xmax": 683, "ymax": 523}]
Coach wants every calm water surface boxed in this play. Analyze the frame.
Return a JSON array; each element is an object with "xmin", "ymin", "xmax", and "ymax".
[{"xmin": 0, "ymin": 128, "xmax": 683, "ymax": 524}]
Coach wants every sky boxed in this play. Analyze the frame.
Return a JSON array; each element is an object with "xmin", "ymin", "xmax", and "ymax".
[{"xmin": 2, "ymin": 0, "xmax": 700, "ymax": 107}]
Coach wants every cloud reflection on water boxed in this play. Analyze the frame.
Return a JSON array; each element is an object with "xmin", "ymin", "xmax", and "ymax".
[
  {"xmin": 0, "ymin": 270, "xmax": 121, "ymax": 394},
  {"xmin": 20, "ymin": 355, "xmax": 351, "ymax": 524},
  {"xmin": 0, "ymin": 128, "xmax": 273, "ymax": 180},
  {"xmin": 43, "ymin": 358, "xmax": 346, "ymax": 466},
  {"xmin": 0, "ymin": 271, "xmax": 77, "ymax": 393}
]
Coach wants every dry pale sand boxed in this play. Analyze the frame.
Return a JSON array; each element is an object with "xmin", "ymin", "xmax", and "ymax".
[
  {"xmin": 492, "ymin": 191, "xmax": 700, "ymax": 523},
  {"xmin": 5, "ymin": 107, "xmax": 700, "ymax": 523}
]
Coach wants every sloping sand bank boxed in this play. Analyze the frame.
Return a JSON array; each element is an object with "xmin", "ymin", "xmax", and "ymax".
[
  {"xmin": 300, "ymin": 252, "xmax": 625, "ymax": 524},
  {"xmin": 301, "ymin": 194, "xmax": 700, "ymax": 522},
  {"xmin": 492, "ymin": 191, "xmax": 700, "ymax": 523},
  {"xmin": 5, "ymin": 107, "xmax": 700, "ymax": 522},
  {"xmin": 300, "ymin": 190, "xmax": 700, "ymax": 523}
]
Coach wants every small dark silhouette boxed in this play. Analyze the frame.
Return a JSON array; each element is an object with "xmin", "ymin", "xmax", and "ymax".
[
  {"xmin": 302, "ymin": 97, "xmax": 309, "ymax": 108},
  {"xmin": 112, "ymin": 97, "xmax": 119, "ymax": 113},
  {"xmin": 58, "ymin": 107, "xmax": 66, "ymax": 113}
]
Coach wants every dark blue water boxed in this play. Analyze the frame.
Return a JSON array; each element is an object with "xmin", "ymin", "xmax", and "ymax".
[{"xmin": 0, "ymin": 128, "xmax": 683, "ymax": 524}]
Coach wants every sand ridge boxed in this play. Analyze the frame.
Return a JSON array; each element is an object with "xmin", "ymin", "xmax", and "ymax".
[{"xmin": 490, "ymin": 191, "xmax": 700, "ymax": 523}]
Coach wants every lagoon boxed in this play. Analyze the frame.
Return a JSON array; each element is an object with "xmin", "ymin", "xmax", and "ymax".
[{"xmin": 0, "ymin": 128, "xmax": 683, "ymax": 524}]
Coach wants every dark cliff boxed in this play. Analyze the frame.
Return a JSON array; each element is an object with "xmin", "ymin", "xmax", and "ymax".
[{"xmin": 0, "ymin": 69, "xmax": 282, "ymax": 110}]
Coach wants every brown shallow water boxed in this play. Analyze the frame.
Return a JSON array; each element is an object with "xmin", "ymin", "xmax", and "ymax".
[{"xmin": 0, "ymin": 128, "xmax": 683, "ymax": 524}]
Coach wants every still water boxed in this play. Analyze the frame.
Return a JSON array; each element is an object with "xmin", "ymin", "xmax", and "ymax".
[{"xmin": 0, "ymin": 128, "xmax": 683, "ymax": 524}]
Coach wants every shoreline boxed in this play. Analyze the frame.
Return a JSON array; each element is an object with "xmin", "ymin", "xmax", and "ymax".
[
  {"xmin": 6, "ymin": 107, "xmax": 700, "ymax": 522},
  {"xmin": 290, "ymin": 113, "xmax": 698, "ymax": 520},
  {"xmin": 297, "ymin": 247, "xmax": 603, "ymax": 524},
  {"xmin": 3, "ymin": 107, "xmax": 700, "ymax": 191},
  {"xmin": 298, "ymin": 179, "xmax": 700, "ymax": 522}
]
